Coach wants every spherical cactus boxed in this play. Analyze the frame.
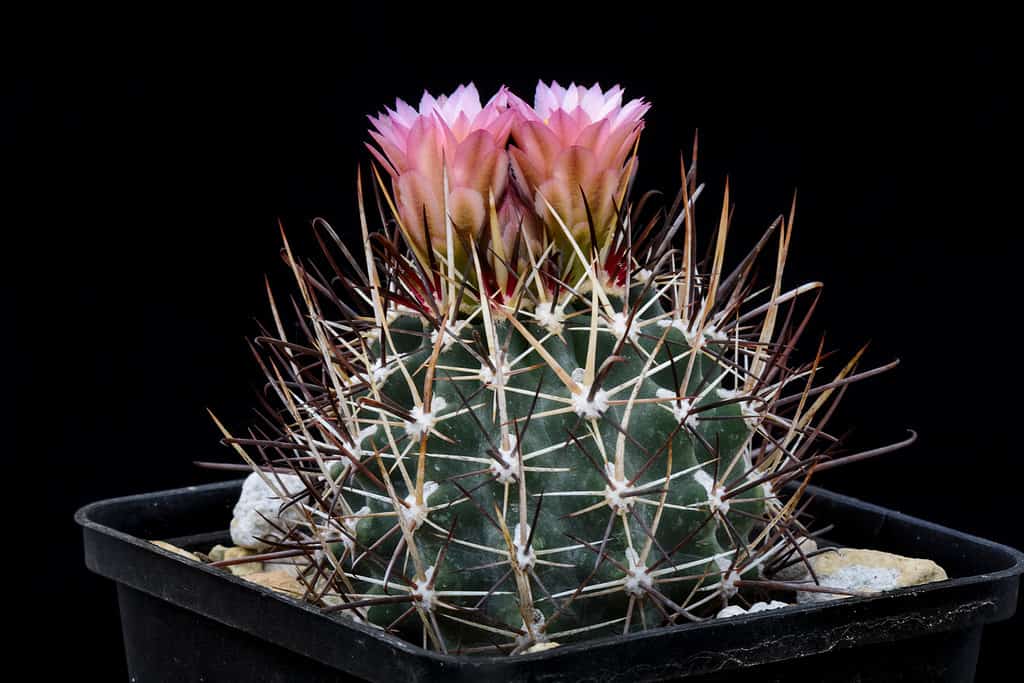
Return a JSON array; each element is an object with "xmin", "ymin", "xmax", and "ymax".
[{"xmin": 214, "ymin": 82, "xmax": 907, "ymax": 654}]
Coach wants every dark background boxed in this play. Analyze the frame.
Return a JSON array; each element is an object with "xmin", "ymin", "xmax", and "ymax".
[{"xmin": 8, "ymin": 17, "xmax": 1019, "ymax": 679}]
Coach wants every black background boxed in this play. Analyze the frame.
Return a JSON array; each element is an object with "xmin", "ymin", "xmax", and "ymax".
[{"xmin": 8, "ymin": 16, "xmax": 1020, "ymax": 679}]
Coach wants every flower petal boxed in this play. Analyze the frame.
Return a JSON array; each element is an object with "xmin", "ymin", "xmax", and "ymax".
[{"xmin": 447, "ymin": 187, "xmax": 486, "ymax": 240}]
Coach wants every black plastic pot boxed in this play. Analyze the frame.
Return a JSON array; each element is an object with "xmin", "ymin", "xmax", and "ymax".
[{"xmin": 78, "ymin": 480, "xmax": 1022, "ymax": 682}]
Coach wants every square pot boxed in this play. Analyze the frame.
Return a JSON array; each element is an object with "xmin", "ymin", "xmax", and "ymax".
[{"xmin": 77, "ymin": 481, "xmax": 1023, "ymax": 682}]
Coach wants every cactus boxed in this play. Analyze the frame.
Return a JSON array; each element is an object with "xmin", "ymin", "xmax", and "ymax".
[{"xmin": 212, "ymin": 82, "xmax": 909, "ymax": 654}]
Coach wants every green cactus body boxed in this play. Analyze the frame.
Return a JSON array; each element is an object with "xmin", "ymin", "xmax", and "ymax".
[{"xmin": 312, "ymin": 273, "xmax": 773, "ymax": 649}]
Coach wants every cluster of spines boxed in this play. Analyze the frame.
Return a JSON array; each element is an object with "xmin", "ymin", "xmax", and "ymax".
[{"xmin": 205, "ymin": 148, "xmax": 912, "ymax": 654}]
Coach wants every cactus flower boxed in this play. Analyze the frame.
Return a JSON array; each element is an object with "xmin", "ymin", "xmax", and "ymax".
[
  {"xmin": 509, "ymin": 81, "xmax": 650, "ymax": 278},
  {"xmin": 367, "ymin": 84, "xmax": 514, "ymax": 267}
]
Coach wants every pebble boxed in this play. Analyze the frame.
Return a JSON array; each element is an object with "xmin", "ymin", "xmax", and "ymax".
[
  {"xmin": 230, "ymin": 472, "xmax": 308, "ymax": 550},
  {"xmin": 243, "ymin": 569, "xmax": 305, "ymax": 598},
  {"xmin": 795, "ymin": 548, "xmax": 947, "ymax": 603},
  {"xmin": 220, "ymin": 546, "xmax": 264, "ymax": 577},
  {"xmin": 768, "ymin": 537, "xmax": 819, "ymax": 581},
  {"xmin": 717, "ymin": 601, "xmax": 789, "ymax": 618},
  {"xmin": 523, "ymin": 642, "xmax": 560, "ymax": 654},
  {"xmin": 150, "ymin": 540, "xmax": 199, "ymax": 561}
]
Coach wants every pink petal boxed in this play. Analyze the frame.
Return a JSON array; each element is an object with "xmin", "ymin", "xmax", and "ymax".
[
  {"xmin": 397, "ymin": 170, "xmax": 444, "ymax": 252},
  {"xmin": 535, "ymin": 178, "xmax": 574, "ymax": 234},
  {"xmin": 368, "ymin": 130, "xmax": 408, "ymax": 174},
  {"xmin": 574, "ymin": 119, "xmax": 611, "ymax": 158},
  {"xmin": 365, "ymin": 141, "xmax": 400, "ymax": 179},
  {"xmin": 551, "ymin": 145, "xmax": 600, "ymax": 192},
  {"xmin": 511, "ymin": 120, "xmax": 562, "ymax": 175},
  {"xmin": 405, "ymin": 117, "xmax": 444, "ymax": 180},
  {"xmin": 509, "ymin": 147, "xmax": 544, "ymax": 200},
  {"xmin": 447, "ymin": 187, "xmax": 486, "ymax": 239},
  {"xmin": 546, "ymin": 109, "xmax": 584, "ymax": 145},
  {"xmin": 452, "ymin": 129, "xmax": 500, "ymax": 190}
]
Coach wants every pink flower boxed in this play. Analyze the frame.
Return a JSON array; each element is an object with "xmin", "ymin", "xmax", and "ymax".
[
  {"xmin": 368, "ymin": 84, "xmax": 514, "ymax": 265},
  {"xmin": 509, "ymin": 81, "xmax": 650, "ymax": 275}
]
